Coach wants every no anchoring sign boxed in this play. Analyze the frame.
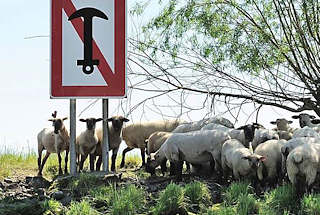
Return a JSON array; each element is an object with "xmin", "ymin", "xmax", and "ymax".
[{"xmin": 51, "ymin": 0, "xmax": 127, "ymax": 98}]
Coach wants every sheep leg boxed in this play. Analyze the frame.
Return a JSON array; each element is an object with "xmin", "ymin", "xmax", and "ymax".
[
  {"xmin": 79, "ymin": 154, "xmax": 88, "ymax": 172},
  {"xmin": 120, "ymin": 147, "xmax": 133, "ymax": 168},
  {"xmin": 57, "ymin": 152, "xmax": 63, "ymax": 175},
  {"xmin": 160, "ymin": 159, "xmax": 167, "ymax": 176},
  {"xmin": 185, "ymin": 162, "xmax": 190, "ymax": 173},
  {"xmin": 175, "ymin": 161, "xmax": 184, "ymax": 181},
  {"xmin": 140, "ymin": 148, "xmax": 146, "ymax": 167},
  {"xmin": 64, "ymin": 149, "xmax": 69, "ymax": 174},
  {"xmin": 96, "ymin": 156, "xmax": 102, "ymax": 171},
  {"xmin": 37, "ymin": 148, "xmax": 44, "ymax": 175},
  {"xmin": 169, "ymin": 162, "xmax": 176, "ymax": 176},
  {"xmin": 111, "ymin": 148, "xmax": 119, "ymax": 172},
  {"xmin": 38, "ymin": 151, "xmax": 51, "ymax": 176},
  {"xmin": 89, "ymin": 154, "xmax": 96, "ymax": 171}
]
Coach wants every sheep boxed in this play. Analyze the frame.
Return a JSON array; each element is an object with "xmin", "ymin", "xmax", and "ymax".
[
  {"xmin": 277, "ymin": 131, "xmax": 293, "ymax": 140},
  {"xmin": 254, "ymin": 139, "xmax": 287, "ymax": 187},
  {"xmin": 76, "ymin": 117, "xmax": 103, "ymax": 172},
  {"xmin": 281, "ymin": 137, "xmax": 320, "ymax": 159},
  {"xmin": 146, "ymin": 131, "xmax": 191, "ymax": 175},
  {"xmin": 201, "ymin": 123, "xmax": 231, "ymax": 132},
  {"xmin": 292, "ymin": 126, "xmax": 320, "ymax": 138},
  {"xmin": 251, "ymin": 128, "xmax": 279, "ymax": 150},
  {"xmin": 120, "ymin": 119, "xmax": 182, "ymax": 168},
  {"xmin": 94, "ymin": 116, "xmax": 129, "ymax": 171},
  {"xmin": 37, "ymin": 117, "xmax": 69, "ymax": 176},
  {"xmin": 145, "ymin": 130, "xmax": 231, "ymax": 181},
  {"xmin": 221, "ymin": 139, "xmax": 266, "ymax": 181},
  {"xmin": 286, "ymin": 143, "xmax": 320, "ymax": 196}
]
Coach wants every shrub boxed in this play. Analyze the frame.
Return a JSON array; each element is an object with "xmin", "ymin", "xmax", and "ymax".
[
  {"xmin": 301, "ymin": 193, "xmax": 320, "ymax": 215},
  {"xmin": 184, "ymin": 181, "xmax": 211, "ymax": 206},
  {"xmin": 260, "ymin": 184, "xmax": 298, "ymax": 214},
  {"xmin": 66, "ymin": 200, "xmax": 99, "ymax": 215},
  {"xmin": 153, "ymin": 183, "xmax": 185, "ymax": 215}
]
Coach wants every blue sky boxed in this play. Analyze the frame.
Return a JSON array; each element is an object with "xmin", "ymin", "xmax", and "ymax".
[{"xmin": 0, "ymin": 0, "xmax": 303, "ymax": 153}]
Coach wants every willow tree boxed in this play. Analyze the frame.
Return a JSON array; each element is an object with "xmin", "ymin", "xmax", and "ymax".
[{"xmin": 127, "ymin": 0, "xmax": 320, "ymax": 120}]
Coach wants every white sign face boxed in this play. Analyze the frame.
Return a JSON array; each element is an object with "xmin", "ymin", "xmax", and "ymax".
[{"xmin": 51, "ymin": 0, "xmax": 126, "ymax": 98}]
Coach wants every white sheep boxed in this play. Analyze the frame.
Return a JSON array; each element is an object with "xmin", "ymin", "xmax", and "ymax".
[
  {"xmin": 201, "ymin": 123, "xmax": 231, "ymax": 132},
  {"xmin": 37, "ymin": 117, "xmax": 69, "ymax": 176},
  {"xmin": 254, "ymin": 139, "xmax": 287, "ymax": 186},
  {"xmin": 95, "ymin": 116, "xmax": 129, "ymax": 171},
  {"xmin": 120, "ymin": 119, "xmax": 182, "ymax": 168},
  {"xmin": 76, "ymin": 117, "xmax": 103, "ymax": 172},
  {"xmin": 145, "ymin": 130, "xmax": 231, "ymax": 181},
  {"xmin": 270, "ymin": 118, "xmax": 294, "ymax": 131},
  {"xmin": 292, "ymin": 126, "xmax": 320, "ymax": 138},
  {"xmin": 287, "ymin": 143, "xmax": 320, "ymax": 195},
  {"xmin": 251, "ymin": 128, "xmax": 279, "ymax": 150},
  {"xmin": 221, "ymin": 139, "xmax": 266, "ymax": 180}
]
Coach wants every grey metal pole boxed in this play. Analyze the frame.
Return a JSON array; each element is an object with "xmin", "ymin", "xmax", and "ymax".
[
  {"xmin": 102, "ymin": 99, "xmax": 109, "ymax": 173},
  {"xmin": 70, "ymin": 99, "xmax": 77, "ymax": 175}
]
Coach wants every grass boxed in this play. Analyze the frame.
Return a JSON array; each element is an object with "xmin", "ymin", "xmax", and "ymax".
[
  {"xmin": 42, "ymin": 199, "xmax": 64, "ymax": 215},
  {"xmin": 301, "ymin": 193, "xmax": 320, "ymax": 215},
  {"xmin": 66, "ymin": 200, "xmax": 100, "ymax": 215},
  {"xmin": 222, "ymin": 181, "xmax": 253, "ymax": 206}
]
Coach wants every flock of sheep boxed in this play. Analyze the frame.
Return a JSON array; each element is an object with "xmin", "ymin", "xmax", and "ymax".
[{"xmin": 37, "ymin": 111, "xmax": 320, "ymax": 196}]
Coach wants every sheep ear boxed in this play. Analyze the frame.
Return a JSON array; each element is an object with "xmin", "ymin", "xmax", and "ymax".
[
  {"xmin": 236, "ymin": 126, "xmax": 245, "ymax": 130},
  {"xmin": 123, "ymin": 118, "xmax": 130, "ymax": 122},
  {"xmin": 292, "ymin": 115, "xmax": 299, "ymax": 119},
  {"xmin": 259, "ymin": 156, "xmax": 266, "ymax": 162},
  {"xmin": 288, "ymin": 120, "xmax": 293, "ymax": 124},
  {"xmin": 270, "ymin": 121, "xmax": 276, "ymax": 125},
  {"xmin": 95, "ymin": 118, "xmax": 103, "ymax": 122},
  {"xmin": 106, "ymin": 118, "xmax": 113, "ymax": 122},
  {"xmin": 311, "ymin": 119, "xmax": 320, "ymax": 124},
  {"xmin": 48, "ymin": 119, "xmax": 55, "ymax": 122},
  {"xmin": 79, "ymin": 119, "xmax": 86, "ymax": 122},
  {"xmin": 310, "ymin": 115, "xmax": 316, "ymax": 119},
  {"xmin": 63, "ymin": 117, "xmax": 68, "ymax": 121}
]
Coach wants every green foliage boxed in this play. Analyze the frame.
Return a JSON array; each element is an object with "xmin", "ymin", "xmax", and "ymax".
[
  {"xmin": 260, "ymin": 184, "xmax": 298, "ymax": 215},
  {"xmin": 222, "ymin": 181, "xmax": 253, "ymax": 206},
  {"xmin": 66, "ymin": 200, "xmax": 100, "ymax": 215},
  {"xmin": 89, "ymin": 185, "xmax": 116, "ymax": 208},
  {"xmin": 69, "ymin": 173, "xmax": 102, "ymax": 197},
  {"xmin": 235, "ymin": 193, "xmax": 257, "ymax": 215},
  {"xmin": 204, "ymin": 205, "xmax": 235, "ymax": 215},
  {"xmin": 184, "ymin": 181, "xmax": 211, "ymax": 208},
  {"xmin": 42, "ymin": 199, "xmax": 64, "ymax": 215},
  {"xmin": 153, "ymin": 183, "xmax": 185, "ymax": 215},
  {"xmin": 301, "ymin": 193, "xmax": 320, "ymax": 215}
]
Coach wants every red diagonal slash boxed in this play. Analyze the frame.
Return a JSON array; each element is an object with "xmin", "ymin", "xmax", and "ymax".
[{"xmin": 63, "ymin": 0, "xmax": 115, "ymax": 86}]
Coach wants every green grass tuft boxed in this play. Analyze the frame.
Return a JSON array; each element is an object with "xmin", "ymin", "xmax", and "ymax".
[
  {"xmin": 260, "ymin": 183, "xmax": 298, "ymax": 215},
  {"xmin": 235, "ymin": 193, "xmax": 257, "ymax": 215},
  {"xmin": 42, "ymin": 199, "xmax": 64, "ymax": 215},
  {"xmin": 301, "ymin": 193, "xmax": 320, "ymax": 215},
  {"xmin": 66, "ymin": 200, "xmax": 100, "ymax": 215},
  {"xmin": 204, "ymin": 205, "xmax": 236, "ymax": 215},
  {"xmin": 153, "ymin": 183, "xmax": 185, "ymax": 215},
  {"xmin": 184, "ymin": 181, "xmax": 211, "ymax": 206},
  {"xmin": 222, "ymin": 181, "xmax": 253, "ymax": 206}
]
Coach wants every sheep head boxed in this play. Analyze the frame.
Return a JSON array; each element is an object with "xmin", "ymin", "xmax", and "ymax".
[
  {"xmin": 242, "ymin": 154, "xmax": 266, "ymax": 169},
  {"xmin": 49, "ymin": 117, "xmax": 68, "ymax": 134},
  {"xmin": 292, "ymin": 113, "xmax": 316, "ymax": 128},
  {"xmin": 107, "ymin": 116, "xmax": 129, "ymax": 132},
  {"xmin": 237, "ymin": 123, "xmax": 264, "ymax": 143},
  {"xmin": 79, "ymin": 118, "xmax": 103, "ymax": 130},
  {"xmin": 270, "ymin": 118, "xmax": 293, "ymax": 131}
]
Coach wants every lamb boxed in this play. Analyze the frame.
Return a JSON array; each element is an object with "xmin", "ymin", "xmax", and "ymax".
[
  {"xmin": 270, "ymin": 118, "xmax": 294, "ymax": 132},
  {"xmin": 281, "ymin": 137, "xmax": 320, "ymax": 159},
  {"xmin": 201, "ymin": 123, "xmax": 231, "ymax": 132},
  {"xmin": 95, "ymin": 116, "xmax": 129, "ymax": 171},
  {"xmin": 76, "ymin": 117, "xmax": 103, "ymax": 172},
  {"xmin": 286, "ymin": 143, "xmax": 320, "ymax": 195},
  {"xmin": 145, "ymin": 130, "xmax": 231, "ymax": 181},
  {"xmin": 254, "ymin": 139, "xmax": 287, "ymax": 186},
  {"xmin": 37, "ymin": 116, "xmax": 69, "ymax": 176},
  {"xmin": 221, "ymin": 139, "xmax": 266, "ymax": 181},
  {"xmin": 120, "ymin": 119, "xmax": 182, "ymax": 168}
]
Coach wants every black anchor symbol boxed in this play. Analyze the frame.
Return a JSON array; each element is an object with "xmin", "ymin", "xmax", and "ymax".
[{"xmin": 69, "ymin": 8, "xmax": 108, "ymax": 75}]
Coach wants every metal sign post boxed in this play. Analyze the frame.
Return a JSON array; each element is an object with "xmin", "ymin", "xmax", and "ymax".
[
  {"xmin": 102, "ymin": 99, "xmax": 109, "ymax": 172},
  {"xmin": 70, "ymin": 99, "xmax": 77, "ymax": 175}
]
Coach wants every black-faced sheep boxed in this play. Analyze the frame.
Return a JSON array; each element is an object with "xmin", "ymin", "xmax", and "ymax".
[
  {"xmin": 95, "ymin": 116, "xmax": 129, "ymax": 171},
  {"xmin": 37, "ymin": 117, "xmax": 69, "ymax": 176}
]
